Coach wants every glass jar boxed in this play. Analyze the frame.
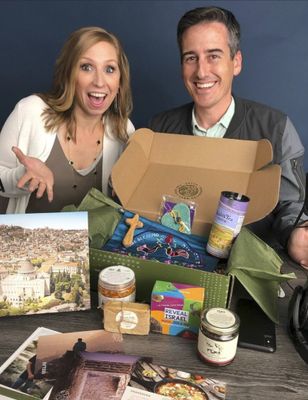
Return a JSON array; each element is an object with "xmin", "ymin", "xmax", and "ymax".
[
  {"xmin": 98, "ymin": 265, "xmax": 136, "ymax": 307},
  {"xmin": 197, "ymin": 307, "xmax": 240, "ymax": 366}
]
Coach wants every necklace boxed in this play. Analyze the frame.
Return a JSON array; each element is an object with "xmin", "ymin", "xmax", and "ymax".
[
  {"xmin": 66, "ymin": 136, "xmax": 102, "ymax": 169},
  {"xmin": 66, "ymin": 135, "xmax": 103, "ymax": 191}
]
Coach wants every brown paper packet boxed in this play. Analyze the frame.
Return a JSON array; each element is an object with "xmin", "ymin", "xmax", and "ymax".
[{"xmin": 103, "ymin": 301, "xmax": 150, "ymax": 335}]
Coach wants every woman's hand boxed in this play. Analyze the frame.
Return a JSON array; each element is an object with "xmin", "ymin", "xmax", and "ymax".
[{"xmin": 12, "ymin": 146, "xmax": 54, "ymax": 202}]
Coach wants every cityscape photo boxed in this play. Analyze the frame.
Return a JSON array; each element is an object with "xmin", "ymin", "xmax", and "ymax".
[{"xmin": 0, "ymin": 212, "xmax": 90, "ymax": 316}]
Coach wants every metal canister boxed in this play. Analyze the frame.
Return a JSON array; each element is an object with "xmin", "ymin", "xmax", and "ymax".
[
  {"xmin": 197, "ymin": 307, "xmax": 240, "ymax": 366},
  {"xmin": 206, "ymin": 191, "xmax": 250, "ymax": 258},
  {"xmin": 98, "ymin": 265, "xmax": 136, "ymax": 307}
]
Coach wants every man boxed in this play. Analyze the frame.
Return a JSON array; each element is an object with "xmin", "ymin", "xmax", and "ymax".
[
  {"xmin": 72, "ymin": 337, "xmax": 87, "ymax": 358},
  {"xmin": 12, "ymin": 355, "xmax": 36, "ymax": 393},
  {"xmin": 149, "ymin": 6, "xmax": 308, "ymax": 267}
]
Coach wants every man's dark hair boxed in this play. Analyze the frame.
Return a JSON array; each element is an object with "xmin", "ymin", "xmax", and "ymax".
[{"xmin": 177, "ymin": 6, "xmax": 241, "ymax": 59}]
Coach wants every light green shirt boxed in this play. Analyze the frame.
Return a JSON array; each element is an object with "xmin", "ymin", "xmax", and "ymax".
[{"xmin": 192, "ymin": 97, "xmax": 235, "ymax": 138}]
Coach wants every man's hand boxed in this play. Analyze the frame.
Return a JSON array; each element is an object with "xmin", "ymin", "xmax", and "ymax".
[
  {"xmin": 288, "ymin": 221, "xmax": 308, "ymax": 269},
  {"xmin": 12, "ymin": 146, "xmax": 54, "ymax": 202}
]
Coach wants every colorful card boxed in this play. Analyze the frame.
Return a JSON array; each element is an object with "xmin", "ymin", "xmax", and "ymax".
[{"xmin": 150, "ymin": 280, "xmax": 205, "ymax": 338}]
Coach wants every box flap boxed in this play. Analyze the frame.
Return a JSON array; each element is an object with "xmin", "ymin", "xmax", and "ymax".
[
  {"xmin": 112, "ymin": 128, "xmax": 281, "ymax": 236},
  {"xmin": 123, "ymin": 129, "xmax": 274, "ymax": 171},
  {"xmin": 245, "ymin": 165, "xmax": 281, "ymax": 223},
  {"xmin": 112, "ymin": 134, "xmax": 150, "ymax": 205}
]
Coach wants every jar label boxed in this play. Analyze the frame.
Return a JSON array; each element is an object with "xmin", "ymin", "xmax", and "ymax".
[
  {"xmin": 198, "ymin": 329, "xmax": 238, "ymax": 364},
  {"xmin": 206, "ymin": 192, "xmax": 249, "ymax": 258},
  {"xmin": 206, "ymin": 308, "xmax": 236, "ymax": 329},
  {"xmin": 99, "ymin": 266, "xmax": 135, "ymax": 286},
  {"xmin": 116, "ymin": 310, "xmax": 138, "ymax": 330}
]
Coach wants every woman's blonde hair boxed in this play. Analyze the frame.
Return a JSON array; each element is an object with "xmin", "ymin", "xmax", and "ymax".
[{"xmin": 39, "ymin": 26, "xmax": 132, "ymax": 142}]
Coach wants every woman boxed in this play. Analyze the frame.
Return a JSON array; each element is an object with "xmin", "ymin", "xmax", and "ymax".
[{"xmin": 0, "ymin": 26, "xmax": 134, "ymax": 213}]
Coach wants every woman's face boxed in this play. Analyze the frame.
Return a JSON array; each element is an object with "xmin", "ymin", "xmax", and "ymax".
[{"xmin": 74, "ymin": 40, "xmax": 120, "ymax": 119}]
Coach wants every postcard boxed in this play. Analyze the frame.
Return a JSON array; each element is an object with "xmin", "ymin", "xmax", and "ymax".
[
  {"xmin": 35, "ymin": 329, "xmax": 123, "ymax": 381},
  {"xmin": 126, "ymin": 360, "xmax": 227, "ymax": 400},
  {"xmin": 48, "ymin": 351, "xmax": 141, "ymax": 400},
  {"xmin": 0, "ymin": 327, "xmax": 60, "ymax": 400},
  {"xmin": 0, "ymin": 211, "xmax": 90, "ymax": 317}
]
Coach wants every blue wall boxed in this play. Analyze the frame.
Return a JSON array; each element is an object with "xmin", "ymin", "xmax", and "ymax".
[{"xmin": 1, "ymin": 0, "xmax": 307, "ymax": 168}]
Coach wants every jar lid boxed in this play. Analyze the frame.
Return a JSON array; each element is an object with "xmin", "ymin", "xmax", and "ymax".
[
  {"xmin": 98, "ymin": 266, "xmax": 135, "ymax": 290},
  {"xmin": 201, "ymin": 307, "xmax": 239, "ymax": 335}
]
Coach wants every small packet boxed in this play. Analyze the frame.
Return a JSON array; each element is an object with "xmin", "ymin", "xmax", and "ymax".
[
  {"xmin": 159, "ymin": 195, "xmax": 196, "ymax": 234},
  {"xmin": 104, "ymin": 301, "xmax": 150, "ymax": 335}
]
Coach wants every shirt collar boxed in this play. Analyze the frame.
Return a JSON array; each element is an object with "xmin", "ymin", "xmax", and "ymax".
[{"xmin": 192, "ymin": 97, "xmax": 235, "ymax": 133}]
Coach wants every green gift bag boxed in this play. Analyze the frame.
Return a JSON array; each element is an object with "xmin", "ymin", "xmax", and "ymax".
[{"xmin": 226, "ymin": 227, "xmax": 296, "ymax": 323}]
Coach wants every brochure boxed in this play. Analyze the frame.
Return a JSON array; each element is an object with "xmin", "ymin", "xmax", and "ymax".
[
  {"xmin": 124, "ymin": 359, "xmax": 227, "ymax": 400},
  {"xmin": 0, "ymin": 327, "xmax": 60, "ymax": 400},
  {"xmin": 0, "ymin": 212, "xmax": 90, "ymax": 317}
]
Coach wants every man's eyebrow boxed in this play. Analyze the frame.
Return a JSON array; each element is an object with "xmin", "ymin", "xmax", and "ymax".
[
  {"xmin": 182, "ymin": 48, "xmax": 224, "ymax": 57},
  {"xmin": 206, "ymin": 48, "xmax": 224, "ymax": 54},
  {"xmin": 182, "ymin": 51, "xmax": 196, "ymax": 58}
]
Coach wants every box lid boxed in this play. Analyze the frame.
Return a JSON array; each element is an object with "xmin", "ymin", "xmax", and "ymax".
[{"xmin": 112, "ymin": 128, "xmax": 281, "ymax": 236}]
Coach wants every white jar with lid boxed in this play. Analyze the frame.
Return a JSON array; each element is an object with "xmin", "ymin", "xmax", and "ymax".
[
  {"xmin": 98, "ymin": 265, "xmax": 136, "ymax": 307},
  {"xmin": 197, "ymin": 307, "xmax": 240, "ymax": 366}
]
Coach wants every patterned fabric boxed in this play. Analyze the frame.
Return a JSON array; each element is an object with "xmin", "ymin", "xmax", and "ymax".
[{"xmin": 103, "ymin": 211, "xmax": 219, "ymax": 272}]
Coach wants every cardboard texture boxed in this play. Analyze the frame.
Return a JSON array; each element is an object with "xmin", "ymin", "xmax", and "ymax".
[{"xmin": 111, "ymin": 128, "xmax": 281, "ymax": 236}]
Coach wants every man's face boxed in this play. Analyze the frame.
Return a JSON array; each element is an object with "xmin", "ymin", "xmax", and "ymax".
[{"xmin": 181, "ymin": 21, "xmax": 242, "ymax": 117}]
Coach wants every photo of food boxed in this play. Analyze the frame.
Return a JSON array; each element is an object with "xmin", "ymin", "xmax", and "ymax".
[
  {"xmin": 128, "ymin": 360, "xmax": 227, "ymax": 399},
  {"xmin": 155, "ymin": 378, "xmax": 209, "ymax": 399}
]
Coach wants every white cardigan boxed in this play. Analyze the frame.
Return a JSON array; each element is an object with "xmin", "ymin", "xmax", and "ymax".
[{"xmin": 0, "ymin": 95, "xmax": 134, "ymax": 213}]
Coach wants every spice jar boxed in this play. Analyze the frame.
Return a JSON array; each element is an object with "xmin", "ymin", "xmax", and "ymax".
[
  {"xmin": 98, "ymin": 265, "xmax": 136, "ymax": 307},
  {"xmin": 198, "ymin": 307, "xmax": 240, "ymax": 366}
]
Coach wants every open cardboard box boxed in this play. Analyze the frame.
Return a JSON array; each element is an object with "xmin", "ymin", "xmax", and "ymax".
[
  {"xmin": 90, "ymin": 129, "xmax": 281, "ymax": 310},
  {"xmin": 112, "ymin": 128, "xmax": 281, "ymax": 237}
]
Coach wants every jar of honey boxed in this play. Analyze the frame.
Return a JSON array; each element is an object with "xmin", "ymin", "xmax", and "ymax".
[
  {"xmin": 197, "ymin": 307, "xmax": 240, "ymax": 366},
  {"xmin": 98, "ymin": 265, "xmax": 136, "ymax": 307}
]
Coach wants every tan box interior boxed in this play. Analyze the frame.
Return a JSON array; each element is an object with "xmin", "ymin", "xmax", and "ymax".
[{"xmin": 112, "ymin": 128, "xmax": 281, "ymax": 236}]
